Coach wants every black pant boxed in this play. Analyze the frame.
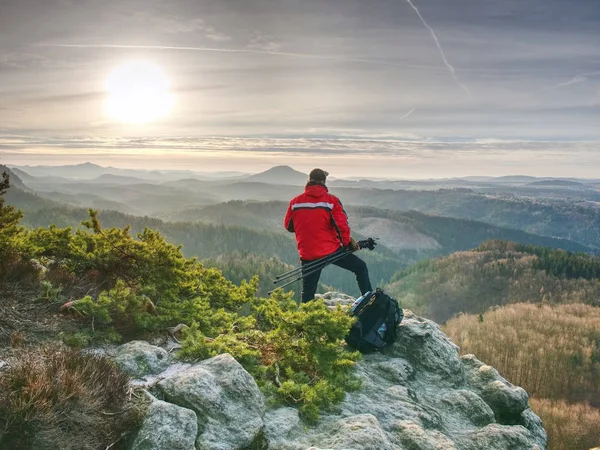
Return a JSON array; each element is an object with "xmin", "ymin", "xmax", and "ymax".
[{"xmin": 301, "ymin": 253, "xmax": 373, "ymax": 303}]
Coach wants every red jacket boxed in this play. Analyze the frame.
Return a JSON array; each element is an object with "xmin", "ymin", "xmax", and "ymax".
[{"xmin": 284, "ymin": 184, "xmax": 351, "ymax": 261}]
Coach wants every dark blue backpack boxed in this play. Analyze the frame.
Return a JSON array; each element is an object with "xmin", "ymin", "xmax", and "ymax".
[{"xmin": 345, "ymin": 288, "xmax": 403, "ymax": 353}]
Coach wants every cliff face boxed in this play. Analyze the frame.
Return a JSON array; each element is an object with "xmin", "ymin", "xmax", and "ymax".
[
  {"xmin": 264, "ymin": 310, "xmax": 546, "ymax": 450},
  {"xmin": 118, "ymin": 303, "xmax": 547, "ymax": 450}
]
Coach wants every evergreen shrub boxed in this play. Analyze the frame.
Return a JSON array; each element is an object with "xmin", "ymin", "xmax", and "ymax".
[{"xmin": 180, "ymin": 290, "xmax": 361, "ymax": 422}]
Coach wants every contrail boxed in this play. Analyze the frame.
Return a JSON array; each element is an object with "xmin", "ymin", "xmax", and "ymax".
[
  {"xmin": 404, "ymin": 0, "xmax": 471, "ymax": 97},
  {"xmin": 399, "ymin": 108, "xmax": 416, "ymax": 121},
  {"xmin": 543, "ymin": 71, "xmax": 600, "ymax": 90},
  {"xmin": 33, "ymin": 43, "xmax": 448, "ymax": 72}
]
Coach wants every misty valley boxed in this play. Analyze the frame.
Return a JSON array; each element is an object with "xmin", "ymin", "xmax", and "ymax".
[{"xmin": 1, "ymin": 163, "xmax": 600, "ymax": 450}]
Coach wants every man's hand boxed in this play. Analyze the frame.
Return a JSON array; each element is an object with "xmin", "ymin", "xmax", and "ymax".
[
  {"xmin": 349, "ymin": 237, "xmax": 360, "ymax": 251},
  {"xmin": 357, "ymin": 237, "xmax": 378, "ymax": 250}
]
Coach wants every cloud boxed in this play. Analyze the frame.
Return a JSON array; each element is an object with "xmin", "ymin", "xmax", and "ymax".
[
  {"xmin": 1, "ymin": 134, "xmax": 598, "ymax": 160},
  {"xmin": 3, "ymin": 0, "xmax": 599, "ymax": 151},
  {"xmin": 247, "ymin": 31, "xmax": 282, "ymax": 52},
  {"xmin": 2, "ymin": 134, "xmax": 599, "ymax": 179},
  {"xmin": 128, "ymin": 12, "xmax": 233, "ymax": 42},
  {"xmin": 134, "ymin": 13, "xmax": 206, "ymax": 34},
  {"xmin": 0, "ymin": 51, "xmax": 64, "ymax": 70},
  {"xmin": 543, "ymin": 71, "xmax": 600, "ymax": 90},
  {"xmin": 22, "ymin": 92, "xmax": 105, "ymax": 104},
  {"xmin": 204, "ymin": 27, "xmax": 233, "ymax": 43},
  {"xmin": 31, "ymin": 43, "xmax": 451, "ymax": 73}
]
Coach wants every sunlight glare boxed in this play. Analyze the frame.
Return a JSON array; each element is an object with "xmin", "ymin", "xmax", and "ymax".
[{"xmin": 105, "ymin": 61, "xmax": 173, "ymax": 124}]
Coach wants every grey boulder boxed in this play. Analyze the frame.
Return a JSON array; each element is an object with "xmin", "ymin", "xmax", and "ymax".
[
  {"xmin": 157, "ymin": 353, "xmax": 265, "ymax": 450},
  {"xmin": 315, "ymin": 291, "xmax": 356, "ymax": 310},
  {"xmin": 131, "ymin": 397, "xmax": 197, "ymax": 450},
  {"xmin": 461, "ymin": 354, "xmax": 529, "ymax": 422},
  {"xmin": 389, "ymin": 311, "xmax": 463, "ymax": 383},
  {"xmin": 393, "ymin": 420, "xmax": 457, "ymax": 450},
  {"xmin": 440, "ymin": 389, "xmax": 495, "ymax": 427},
  {"xmin": 458, "ymin": 424, "xmax": 543, "ymax": 450},
  {"xmin": 118, "ymin": 296, "xmax": 546, "ymax": 450},
  {"xmin": 317, "ymin": 414, "xmax": 396, "ymax": 450},
  {"xmin": 264, "ymin": 407, "xmax": 304, "ymax": 450},
  {"xmin": 114, "ymin": 341, "xmax": 170, "ymax": 378}
]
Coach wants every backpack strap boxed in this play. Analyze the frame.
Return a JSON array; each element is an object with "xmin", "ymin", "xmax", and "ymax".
[{"xmin": 329, "ymin": 211, "xmax": 344, "ymax": 246}]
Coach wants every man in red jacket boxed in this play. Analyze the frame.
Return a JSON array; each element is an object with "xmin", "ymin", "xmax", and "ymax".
[{"xmin": 284, "ymin": 168, "xmax": 373, "ymax": 303}]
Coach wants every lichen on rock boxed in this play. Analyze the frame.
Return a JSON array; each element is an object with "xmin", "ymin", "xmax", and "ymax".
[
  {"xmin": 120, "ymin": 292, "xmax": 547, "ymax": 450},
  {"xmin": 157, "ymin": 353, "xmax": 265, "ymax": 450},
  {"xmin": 261, "ymin": 298, "xmax": 546, "ymax": 450},
  {"xmin": 131, "ymin": 396, "xmax": 197, "ymax": 450},
  {"xmin": 461, "ymin": 354, "xmax": 530, "ymax": 423},
  {"xmin": 114, "ymin": 340, "xmax": 170, "ymax": 378}
]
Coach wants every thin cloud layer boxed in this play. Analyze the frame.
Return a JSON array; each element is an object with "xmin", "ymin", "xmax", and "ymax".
[{"xmin": 0, "ymin": 0, "xmax": 598, "ymax": 176}]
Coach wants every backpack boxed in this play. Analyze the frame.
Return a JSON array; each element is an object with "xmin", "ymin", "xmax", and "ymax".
[{"xmin": 345, "ymin": 288, "xmax": 403, "ymax": 353}]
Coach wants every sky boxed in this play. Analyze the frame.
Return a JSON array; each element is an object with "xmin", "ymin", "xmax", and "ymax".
[{"xmin": 1, "ymin": 0, "xmax": 599, "ymax": 178}]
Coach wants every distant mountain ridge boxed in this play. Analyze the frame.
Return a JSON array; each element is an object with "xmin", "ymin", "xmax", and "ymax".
[
  {"xmin": 11, "ymin": 163, "xmax": 247, "ymax": 182},
  {"xmin": 7, "ymin": 163, "xmax": 600, "ymax": 249},
  {"xmin": 527, "ymin": 179, "xmax": 585, "ymax": 187},
  {"xmin": 243, "ymin": 165, "xmax": 308, "ymax": 185},
  {"xmin": 90, "ymin": 174, "xmax": 150, "ymax": 185}
]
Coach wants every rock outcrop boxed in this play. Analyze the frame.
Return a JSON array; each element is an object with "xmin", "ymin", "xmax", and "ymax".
[
  {"xmin": 114, "ymin": 341, "xmax": 170, "ymax": 378},
  {"xmin": 131, "ymin": 396, "xmax": 197, "ymax": 450},
  {"xmin": 157, "ymin": 353, "xmax": 265, "ymax": 450},
  {"xmin": 264, "ymin": 309, "xmax": 546, "ymax": 449},
  {"xmin": 124, "ymin": 296, "xmax": 547, "ymax": 450},
  {"xmin": 315, "ymin": 292, "xmax": 356, "ymax": 310}
]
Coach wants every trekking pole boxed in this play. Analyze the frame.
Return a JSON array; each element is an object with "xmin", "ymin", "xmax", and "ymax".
[
  {"xmin": 274, "ymin": 251, "xmax": 339, "ymax": 281},
  {"xmin": 269, "ymin": 237, "xmax": 379, "ymax": 295},
  {"xmin": 272, "ymin": 254, "xmax": 347, "ymax": 288},
  {"xmin": 274, "ymin": 246, "xmax": 353, "ymax": 280},
  {"xmin": 269, "ymin": 250, "xmax": 353, "ymax": 294},
  {"xmin": 272, "ymin": 238, "xmax": 378, "ymax": 284},
  {"xmin": 273, "ymin": 248, "xmax": 354, "ymax": 284},
  {"xmin": 269, "ymin": 273, "xmax": 304, "ymax": 294},
  {"xmin": 268, "ymin": 261, "xmax": 332, "ymax": 294},
  {"xmin": 273, "ymin": 249, "xmax": 348, "ymax": 284}
]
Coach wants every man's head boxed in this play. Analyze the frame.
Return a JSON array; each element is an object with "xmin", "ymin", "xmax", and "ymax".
[{"xmin": 308, "ymin": 168, "xmax": 329, "ymax": 185}]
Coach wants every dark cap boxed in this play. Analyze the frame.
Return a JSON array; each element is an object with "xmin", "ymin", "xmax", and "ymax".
[{"xmin": 309, "ymin": 168, "xmax": 329, "ymax": 182}]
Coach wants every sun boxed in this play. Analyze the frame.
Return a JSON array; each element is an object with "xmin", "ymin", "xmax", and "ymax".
[{"xmin": 105, "ymin": 61, "xmax": 173, "ymax": 124}]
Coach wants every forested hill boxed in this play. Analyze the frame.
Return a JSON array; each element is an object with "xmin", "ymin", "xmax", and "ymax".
[
  {"xmin": 4, "ymin": 178, "xmax": 598, "ymax": 298},
  {"xmin": 335, "ymin": 188, "xmax": 600, "ymax": 250},
  {"xmin": 12, "ymin": 164, "xmax": 600, "ymax": 249},
  {"xmin": 167, "ymin": 200, "xmax": 593, "ymax": 255},
  {"xmin": 443, "ymin": 303, "xmax": 600, "ymax": 450},
  {"xmin": 182, "ymin": 185, "xmax": 600, "ymax": 249},
  {"xmin": 386, "ymin": 240, "xmax": 600, "ymax": 323}
]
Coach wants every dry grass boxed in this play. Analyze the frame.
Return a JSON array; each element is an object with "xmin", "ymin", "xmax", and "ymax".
[
  {"xmin": 0, "ymin": 345, "xmax": 143, "ymax": 450},
  {"xmin": 530, "ymin": 399, "xmax": 600, "ymax": 450},
  {"xmin": 444, "ymin": 303, "xmax": 600, "ymax": 404},
  {"xmin": 445, "ymin": 303, "xmax": 600, "ymax": 450}
]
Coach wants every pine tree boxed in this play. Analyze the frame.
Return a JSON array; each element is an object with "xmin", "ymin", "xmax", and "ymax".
[
  {"xmin": 0, "ymin": 172, "xmax": 23, "ymax": 242},
  {"xmin": 0, "ymin": 172, "xmax": 25, "ymax": 282}
]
